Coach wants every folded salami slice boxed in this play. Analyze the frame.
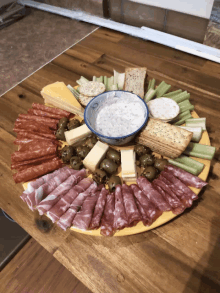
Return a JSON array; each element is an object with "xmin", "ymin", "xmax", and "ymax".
[
  {"xmin": 13, "ymin": 159, "xmax": 62, "ymax": 183},
  {"xmin": 11, "ymin": 145, "xmax": 57, "ymax": 163},
  {"xmin": 134, "ymin": 198, "xmax": 150, "ymax": 226},
  {"xmin": 137, "ymin": 177, "xmax": 171, "ymax": 212},
  {"xmin": 89, "ymin": 187, "xmax": 109, "ymax": 230},
  {"xmin": 11, "ymin": 154, "xmax": 58, "ymax": 170},
  {"xmin": 28, "ymin": 109, "xmax": 64, "ymax": 120},
  {"xmin": 130, "ymin": 184, "xmax": 162, "ymax": 225},
  {"xmin": 57, "ymin": 182, "xmax": 98, "ymax": 231},
  {"xmin": 47, "ymin": 175, "xmax": 92, "ymax": 223},
  {"xmin": 100, "ymin": 192, "xmax": 115, "ymax": 237},
  {"xmin": 113, "ymin": 185, "xmax": 128, "ymax": 231},
  {"xmin": 152, "ymin": 180, "xmax": 185, "ymax": 215},
  {"xmin": 26, "ymin": 167, "xmax": 80, "ymax": 211},
  {"xmin": 164, "ymin": 165, "xmax": 208, "ymax": 189},
  {"xmin": 18, "ymin": 114, "xmax": 58, "ymax": 129},
  {"xmin": 20, "ymin": 167, "xmax": 67, "ymax": 202},
  {"xmin": 32, "ymin": 103, "xmax": 70, "ymax": 118},
  {"xmin": 37, "ymin": 171, "xmax": 86, "ymax": 215},
  {"xmin": 72, "ymin": 192, "xmax": 100, "ymax": 230},
  {"xmin": 14, "ymin": 120, "xmax": 53, "ymax": 134},
  {"xmin": 15, "ymin": 130, "xmax": 56, "ymax": 140},
  {"xmin": 121, "ymin": 184, "xmax": 141, "ymax": 227}
]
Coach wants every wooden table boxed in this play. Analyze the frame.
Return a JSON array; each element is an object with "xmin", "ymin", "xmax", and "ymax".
[{"xmin": 1, "ymin": 28, "xmax": 220, "ymax": 293}]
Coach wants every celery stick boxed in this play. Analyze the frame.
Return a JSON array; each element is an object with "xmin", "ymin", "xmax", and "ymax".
[
  {"xmin": 144, "ymin": 88, "xmax": 156, "ymax": 102},
  {"xmin": 179, "ymin": 100, "xmax": 194, "ymax": 113},
  {"xmin": 180, "ymin": 104, "xmax": 194, "ymax": 113},
  {"xmin": 67, "ymin": 85, "xmax": 80, "ymax": 100},
  {"xmin": 183, "ymin": 142, "xmax": 216, "ymax": 160},
  {"xmin": 185, "ymin": 118, "xmax": 206, "ymax": 131},
  {"xmin": 99, "ymin": 76, "xmax": 104, "ymax": 83},
  {"xmin": 151, "ymin": 79, "xmax": 156, "ymax": 90},
  {"xmin": 156, "ymin": 84, "xmax": 171, "ymax": 98},
  {"xmin": 76, "ymin": 76, "xmax": 89, "ymax": 85},
  {"xmin": 155, "ymin": 81, "xmax": 166, "ymax": 95},
  {"xmin": 164, "ymin": 89, "xmax": 182, "ymax": 97},
  {"xmin": 108, "ymin": 76, "xmax": 114, "ymax": 91},
  {"xmin": 103, "ymin": 76, "xmax": 107, "ymax": 88},
  {"xmin": 110, "ymin": 84, "xmax": 118, "ymax": 90},
  {"xmin": 179, "ymin": 126, "xmax": 202, "ymax": 142},
  {"xmin": 174, "ymin": 113, "xmax": 192, "ymax": 125},
  {"xmin": 93, "ymin": 76, "xmax": 96, "ymax": 81},
  {"xmin": 113, "ymin": 70, "xmax": 125, "ymax": 90},
  {"xmin": 147, "ymin": 80, "xmax": 152, "ymax": 91},
  {"xmin": 171, "ymin": 92, "xmax": 190, "ymax": 103},
  {"xmin": 168, "ymin": 156, "xmax": 204, "ymax": 175},
  {"xmin": 175, "ymin": 110, "xmax": 191, "ymax": 120}
]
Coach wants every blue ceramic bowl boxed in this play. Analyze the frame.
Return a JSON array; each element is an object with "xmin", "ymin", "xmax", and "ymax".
[{"xmin": 84, "ymin": 90, "xmax": 149, "ymax": 146}]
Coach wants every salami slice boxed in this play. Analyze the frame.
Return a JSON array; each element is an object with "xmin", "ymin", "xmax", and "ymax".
[
  {"xmin": 36, "ymin": 171, "xmax": 86, "ymax": 215},
  {"xmin": 113, "ymin": 185, "xmax": 128, "ymax": 230},
  {"xmin": 135, "ymin": 198, "xmax": 150, "ymax": 226},
  {"xmin": 137, "ymin": 177, "xmax": 171, "ymax": 212},
  {"xmin": 15, "ymin": 130, "xmax": 56, "ymax": 140},
  {"xmin": 89, "ymin": 187, "xmax": 109, "ymax": 230},
  {"xmin": 11, "ymin": 145, "xmax": 57, "ymax": 163},
  {"xmin": 16, "ymin": 133, "xmax": 58, "ymax": 144},
  {"xmin": 164, "ymin": 165, "xmax": 208, "ymax": 189},
  {"xmin": 72, "ymin": 192, "xmax": 100, "ymax": 230},
  {"xmin": 26, "ymin": 168, "xmax": 80, "ymax": 211},
  {"xmin": 18, "ymin": 114, "xmax": 58, "ymax": 129},
  {"xmin": 28, "ymin": 109, "xmax": 64, "ymax": 120},
  {"xmin": 11, "ymin": 154, "xmax": 58, "ymax": 170},
  {"xmin": 18, "ymin": 141, "xmax": 57, "ymax": 153},
  {"xmin": 15, "ymin": 158, "xmax": 58, "ymax": 172},
  {"xmin": 13, "ymin": 159, "xmax": 62, "ymax": 183},
  {"xmin": 57, "ymin": 182, "xmax": 98, "ymax": 231},
  {"xmin": 47, "ymin": 177, "xmax": 93, "ymax": 223},
  {"xmin": 32, "ymin": 103, "xmax": 70, "ymax": 118},
  {"xmin": 100, "ymin": 192, "xmax": 115, "ymax": 236},
  {"xmin": 14, "ymin": 120, "xmax": 53, "ymax": 134},
  {"xmin": 121, "ymin": 184, "xmax": 141, "ymax": 227},
  {"xmin": 130, "ymin": 184, "xmax": 162, "ymax": 225}
]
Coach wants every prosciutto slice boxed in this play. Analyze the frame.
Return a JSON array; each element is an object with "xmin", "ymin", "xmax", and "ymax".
[
  {"xmin": 47, "ymin": 177, "xmax": 93, "ymax": 223},
  {"xmin": 72, "ymin": 191, "xmax": 100, "ymax": 230},
  {"xmin": 57, "ymin": 182, "xmax": 98, "ymax": 231},
  {"xmin": 130, "ymin": 184, "xmax": 162, "ymax": 225},
  {"xmin": 113, "ymin": 185, "xmax": 128, "ymax": 230},
  {"xmin": 89, "ymin": 187, "xmax": 108, "ymax": 229},
  {"xmin": 152, "ymin": 180, "xmax": 185, "ymax": 215},
  {"xmin": 36, "ymin": 170, "xmax": 86, "ymax": 215},
  {"xmin": 26, "ymin": 168, "xmax": 81, "ymax": 211},
  {"xmin": 100, "ymin": 193, "xmax": 115, "ymax": 237},
  {"xmin": 137, "ymin": 177, "xmax": 171, "ymax": 211},
  {"xmin": 164, "ymin": 165, "xmax": 208, "ymax": 189},
  {"xmin": 121, "ymin": 184, "xmax": 141, "ymax": 226}
]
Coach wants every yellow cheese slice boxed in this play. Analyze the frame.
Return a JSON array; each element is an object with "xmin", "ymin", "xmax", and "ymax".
[
  {"xmin": 83, "ymin": 141, "xmax": 109, "ymax": 173},
  {"xmin": 121, "ymin": 149, "xmax": 137, "ymax": 181},
  {"xmin": 64, "ymin": 124, "xmax": 92, "ymax": 145}
]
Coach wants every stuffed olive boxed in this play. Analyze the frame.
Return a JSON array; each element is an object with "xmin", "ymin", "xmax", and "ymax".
[
  {"xmin": 139, "ymin": 154, "xmax": 155, "ymax": 167},
  {"xmin": 100, "ymin": 158, "xmax": 118, "ymax": 175},
  {"xmin": 108, "ymin": 175, "xmax": 121, "ymax": 192},
  {"xmin": 134, "ymin": 144, "xmax": 151, "ymax": 157},
  {"xmin": 70, "ymin": 156, "xmax": 83, "ymax": 170},
  {"xmin": 154, "ymin": 158, "xmax": 168, "ymax": 171},
  {"xmin": 92, "ymin": 169, "xmax": 107, "ymax": 185},
  {"xmin": 67, "ymin": 119, "xmax": 81, "ymax": 130},
  {"xmin": 58, "ymin": 117, "xmax": 68, "ymax": 129},
  {"xmin": 55, "ymin": 128, "xmax": 66, "ymax": 141},
  {"xmin": 60, "ymin": 146, "xmax": 75, "ymax": 163},
  {"xmin": 142, "ymin": 166, "xmax": 157, "ymax": 181},
  {"xmin": 76, "ymin": 145, "xmax": 90, "ymax": 159},
  {"xmin": 106, "ymin": 148, "xmax": 121, "ymax": 165}
]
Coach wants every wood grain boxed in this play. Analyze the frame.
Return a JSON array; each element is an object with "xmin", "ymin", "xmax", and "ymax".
[{"xmin": 0, "ymin": 27, "xmax": 220, "ymax": 293}]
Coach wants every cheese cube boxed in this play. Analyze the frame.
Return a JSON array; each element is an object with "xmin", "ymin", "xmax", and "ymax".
[
  {"xmin": 64, "ymin": 124, "xmax": 92, "ymax": 145},
  {"xmin": 121, "ymin": 149, "xmax": 137, "ymax": 181},
  {"xmin": 83, "ymin": 141, "xmax": 109, "ymax": 173}
]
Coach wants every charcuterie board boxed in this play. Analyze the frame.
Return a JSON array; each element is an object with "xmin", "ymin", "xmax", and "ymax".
[{"xmin": 22, "ymin": 111, "xmax": 211, "ymax": 236}]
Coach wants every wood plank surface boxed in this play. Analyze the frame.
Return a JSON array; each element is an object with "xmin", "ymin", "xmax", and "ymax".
[{"xmin": 0, "ymin": 27, "xmax": 220, "ymax": 293}]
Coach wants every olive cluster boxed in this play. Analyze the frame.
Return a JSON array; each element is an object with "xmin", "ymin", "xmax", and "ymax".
[
  {"xmin": 134, "ymin": 144, "xmax": 168, "ymax": 181},
  {"xmin": 56, "ymin": 117, "xmax": 84, "ymax": 141}
]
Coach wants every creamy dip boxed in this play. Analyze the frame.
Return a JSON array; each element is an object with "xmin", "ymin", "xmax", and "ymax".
[{"xmin": 94, "ymin": 92, "xmax": 147, "ymax": 137}]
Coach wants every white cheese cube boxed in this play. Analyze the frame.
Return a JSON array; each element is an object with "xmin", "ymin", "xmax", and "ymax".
[
  {"xmin": 64, "ymin": 124, "xmax": 92, "ymax": 145},
  {"xmin": 121, "ymin": 149, "xmax": 137, "ymax": 181}
]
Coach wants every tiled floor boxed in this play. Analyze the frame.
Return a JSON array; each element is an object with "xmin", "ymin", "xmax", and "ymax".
[{"xmin": 0, "ymin": 8, "xmax": 97, "ymax": 96}]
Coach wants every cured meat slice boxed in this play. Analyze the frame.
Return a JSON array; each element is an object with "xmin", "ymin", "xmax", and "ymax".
[
  {"xmin": 18, "ymin": 141, "xmax": 57, "ymax": 153},
  {"xmin": 121, "ymin": 184, "xmax": 141, "ymax": 226},
  {"xmin": 134, "ymin": 198, "xmax": 150, "ymax": 226},
  {"xmin": 100, "ymin": 192, "xmax": 115, "ymax": 236},
  {"xmin": 18, "ymin": 114, "xmax": 58, "ymax": 129},
  {"xmin": 47, "ymin": 177, "xmax": 93, "ymax": 223},
  {"xmin": 13, "ymin": 159, "xmax": 62, "ymax": 183},
  {"xmin": 14, "ymin": 120, "xmax": 53, "ymax": 134},
  {"xmin": 26, "ymin": 168, "xmax": 81, "ymax": 210},
  {"xmin": 152, "ymin": 180, "xmax": 185, "ymax": 215},
  {"xmin": 137, "ymin": 177, "xmax": 171, "ymax": 211},
  {"xmin": 15, "ymin": 130, "xmax": 56, "ymax": 140},
  {"xmin": 11, "ymin": 154, "xmax": 58, "ymax": 170},
  {"xmin": 11, "ymin": 145, "xmax": 57, "ymax": 162},
  {"xmin": 113, "ymin": 185, "xmax": 128, "ymax": 230},
  {"xmin": 36, "ymin": 170, "xmax": 86, "ymax": 215},
  {"xmin": 89, "ymin": 187, "xmax": 109, "ymax": 229},
  {"xmin": 28, "ymin": 109, "xmax": 64, "ymax": 120},
  {"xmin": 72, "ymin": 192, "xmax": 100, "ymax": 230},
  {"xmin": 16, "ymin": 133, "xmax": 58, "ymax": 144},
  {"xmin": 32, "ymin": 103, "xmax": 70, "ymax": 118},
  {"xmin": 130, "ymin": 184, "xmax": 162, "ymax": 225},
  {"xmin": 164, "ymin": 165, "xmax": 208, "ymax": 189},
  {"xmin": 57, "ymin": 182, "xmax": 98, "ymax": 231}
]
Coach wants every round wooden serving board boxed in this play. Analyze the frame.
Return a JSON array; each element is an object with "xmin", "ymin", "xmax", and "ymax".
[{"xmin": 22, "ymin": 111, "xmax": 211, "ymax": 236}]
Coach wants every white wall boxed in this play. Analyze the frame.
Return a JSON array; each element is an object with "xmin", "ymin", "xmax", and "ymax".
[{"xmin": 130, "ymin": 0, "xmax": 215, "ymax": 19}]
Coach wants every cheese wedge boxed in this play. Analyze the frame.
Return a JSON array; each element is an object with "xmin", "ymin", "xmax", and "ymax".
[
  {"xmin": 121, "ymin": 149, "xmax": 137, "ymax": 182},
  {"xmin": 41, "ymin": 82, "xmax": 84, "ymax": 117},
  {"xmin": 65, "ymin": 124, "xmax": 92, "ymax": 145},
  {"xmin": 83, "ymin": 141, "xmax": 109, "ymax": 173}
]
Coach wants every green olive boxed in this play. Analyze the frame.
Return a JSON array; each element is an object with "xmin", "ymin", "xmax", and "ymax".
[
  {"xmin": 55, "ymin": 127, "xmax": 66, "ymax": 141},
  {"xmin": 58, "ymin": 117, "xmax": 68, "ymax": 129},
  {"xmin": 70, "ymin": 156, "xmax": 83, "ymax": 170},
  {"xmin": 134, "ymin": 144, "xmax": 151, "ymax": 157},
  {"xmin": 106, "ymin": 148, "xmax": 121, "ymax": 165},
  {"xmin": 139, "ymin": 154, "xmax": 155, "ymax": 167},
  {"xmin": 154, "ymin": 158, "xmax": 169, "ymax": 172},
  {"xmin": 86, "ymin": 136, "xmax": 98, "ymax": 149},
  {"xmin": 100, "ymin": 158, "xmax": 118, "ymax": 175},
  {"xmin": 67, "ymin": 119, "xmax": 81, "ymax": 130},
  {"xmin": 92, "ymin": 169, "xmax": 107, "ymax": 185},
  {"xmin": 60, "ymin": 146, "xmax": 75, "ymax": 163},
  {"xmin": 108, "ymin": 175, "xmax": 121, "ymax": 192},
  {"xmin": 142, "ymin": 166, "xmax": 157, "ymax": 181},
  {"xmin": 76, "ymin": 145, "xmax": 90, "ymax": 159}
]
